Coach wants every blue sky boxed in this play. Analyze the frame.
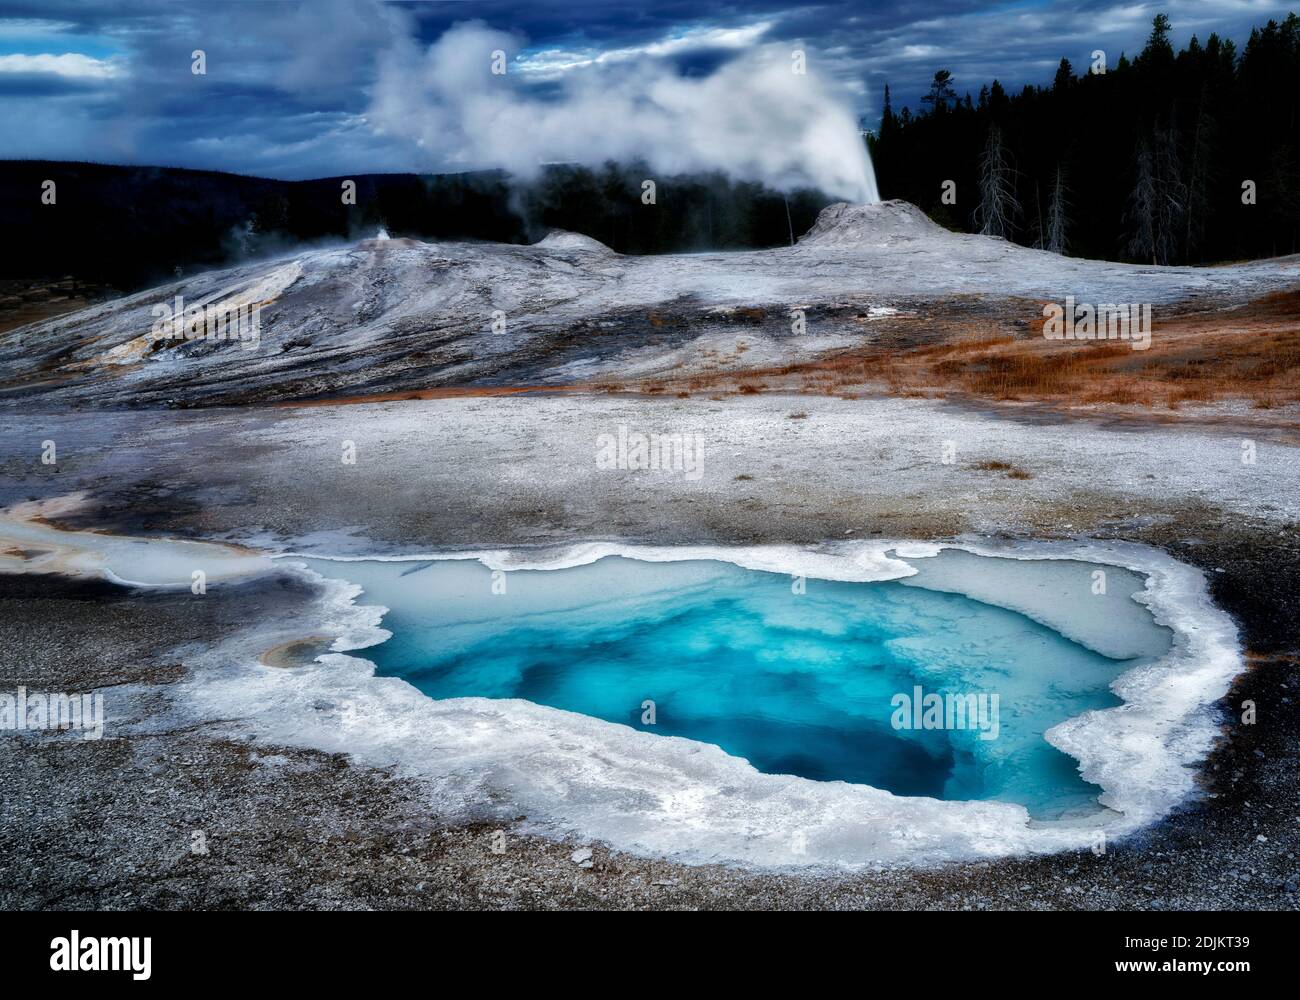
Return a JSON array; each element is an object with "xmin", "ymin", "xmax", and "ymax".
[{"xmin": 1, "ymin": 0, "xmax": 1295, "ymax": 179}]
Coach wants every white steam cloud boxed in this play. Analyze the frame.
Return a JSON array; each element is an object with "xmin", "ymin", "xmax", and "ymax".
[{"xmin": 367, "ymin": 21, "xmax": 880, "ymax": 203}]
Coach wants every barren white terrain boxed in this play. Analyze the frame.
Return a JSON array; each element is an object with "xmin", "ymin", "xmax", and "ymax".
[
  {"xmin": 2, "ymin": 201, "xmax": 1296, "ymax": 408},
  {"xmin": 2, "ymin": 198, "xmax": 1298, "ymax": 907}
]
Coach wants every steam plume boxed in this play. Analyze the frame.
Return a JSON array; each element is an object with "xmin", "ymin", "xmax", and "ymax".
[{"xmin": 367, "ymin": 22, "xmax": 880, "ymax": 203}]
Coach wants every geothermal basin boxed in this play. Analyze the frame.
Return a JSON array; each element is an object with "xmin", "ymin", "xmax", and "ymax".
[{"xmin": 164, "ymin": 538, "xmax": 1244, "ymax": 869}]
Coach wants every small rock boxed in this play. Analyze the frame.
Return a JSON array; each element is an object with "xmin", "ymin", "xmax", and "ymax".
[{"xmin": 570, "ymin": 847, "xmax": 593, "ymax": 864}]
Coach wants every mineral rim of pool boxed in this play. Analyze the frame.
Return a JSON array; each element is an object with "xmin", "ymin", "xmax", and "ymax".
[{"xmin": 299, "ymin": 549, "xmax": 1173, "ymax": 821}]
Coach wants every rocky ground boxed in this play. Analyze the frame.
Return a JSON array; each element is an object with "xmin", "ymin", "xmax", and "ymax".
[
  {"xmin": 0, "ymin": 390, "xmax": 1297, "ymax": 910},
  {"xmin": 2, "ymin": 203, "xmax": 1298, "ymax": 909}
]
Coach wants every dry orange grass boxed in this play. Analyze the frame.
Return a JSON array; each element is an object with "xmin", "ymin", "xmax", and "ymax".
[{"xmin": 644, "ymin": 289, "xmax": 1300, "ymax": 411}]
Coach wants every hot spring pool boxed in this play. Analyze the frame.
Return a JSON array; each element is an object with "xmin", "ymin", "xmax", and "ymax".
[{"xmin": 299, "ymin": 548, "xmax": 1173, "ymax": 821}]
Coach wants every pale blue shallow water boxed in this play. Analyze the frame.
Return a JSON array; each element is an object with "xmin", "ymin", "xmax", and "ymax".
[{"xmin": 306, "ymin": 554, "xmax": 1165, "ymax": 820}]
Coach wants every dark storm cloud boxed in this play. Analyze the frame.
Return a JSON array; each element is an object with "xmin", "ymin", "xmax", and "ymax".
[
  {"xmin": 0, "ymin": 0, "xmax": 1295, "ymax": 176},
  {"xmin": 0, "ymin": 71, "xmax": 106, "ymax": 96}
]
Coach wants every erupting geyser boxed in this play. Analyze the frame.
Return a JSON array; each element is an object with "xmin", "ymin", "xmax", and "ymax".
[{"xmin": 370, "ymin": 23, "xmax": 881, "ymax": 203}]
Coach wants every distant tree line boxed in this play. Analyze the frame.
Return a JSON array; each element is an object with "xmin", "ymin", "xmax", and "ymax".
[
  {"xmin": 0, "ymin": 160, "xmax": 828, "ymax": 293},
  {"xmin": 871, "ymin": 12, "xmax": 1300, "ymax": 263}
]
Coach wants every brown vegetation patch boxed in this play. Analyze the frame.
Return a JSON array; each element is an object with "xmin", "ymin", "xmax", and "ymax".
[
  {"xmin": 638, "ymin": 290, "xmax": 1300, "ymax": 413},
  {"xmin": 971, "ymin": 459, "xmax": 1034, "ymax": 479}
]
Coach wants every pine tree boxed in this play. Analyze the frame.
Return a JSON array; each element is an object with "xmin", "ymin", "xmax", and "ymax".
[
  {"xmin": 975, "ymin": 125, "xmax": 1019, "ymax": 238},
  {"xmin": 1046, "ymin": 166, "xmax": 1070, "ymax": 255},
  {"xmin": 988, "ymin": 80, "xmax": 1008, "ymax": 115},
  {"xmin": 922, "ymin": 70, "xmax": 958, "ymax": 112},
  {"xmin": 1153, "ymin": 119, "xmax": 1187, "ymax": 262},
  {"xmin": 880, "ymin": 84, "xmax": 897, "ymax": 138},
  {"xmin": 1184, "ymin": 96, "xmax": 1215, "ymax": 260},
  {"xmin": 1126, "ymin": 139, "xmax": 1159, "ymax": 263},
  {"xmin": 1142, "ymin": 13, "xmax": 1176, "ymax": 66},
  {"xmin": 1053, "ymin": 58, "xmax": 1074, "ymax": 92}
]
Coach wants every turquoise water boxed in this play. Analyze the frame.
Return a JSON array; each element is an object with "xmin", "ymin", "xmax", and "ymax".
[{"xmin": 309, "ymin": 555, "xmax": 1162, "ymax": 819}]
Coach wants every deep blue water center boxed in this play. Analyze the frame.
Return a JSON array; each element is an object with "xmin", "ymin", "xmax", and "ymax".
[{"xmin": 307, "ymin": 554, "xmax": 1164, "ymax": 820}]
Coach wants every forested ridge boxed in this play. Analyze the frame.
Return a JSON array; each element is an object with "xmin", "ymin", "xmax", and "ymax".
[
  {"xmin": 871, "ymin": 12, "xmax": 1300, "ymax": 263},
  {"xmin": 0, "ymin": 160, "xmax": 828, "ymax": 293}
]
